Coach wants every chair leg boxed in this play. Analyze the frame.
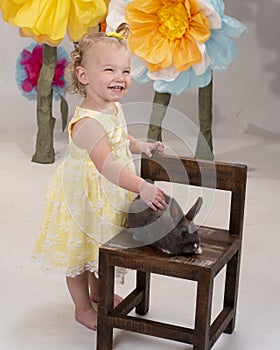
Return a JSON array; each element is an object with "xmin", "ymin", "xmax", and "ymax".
[
  {"xmin": 193, "ymin": 273, "xmax": 213, "ymax": 350},
  {"xmin": 135, "ymin": 271, "xmax": 151, "ymax": 315},
  {"xmin": 224, "ymin": 251, "xmax": 241, "ymax": 334},
  {"xmin": 96, "ymin": 252, "xmax": 114, "ymax": 350}
]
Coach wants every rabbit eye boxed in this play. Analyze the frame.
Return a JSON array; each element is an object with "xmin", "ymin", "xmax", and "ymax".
[{"xmin": 181, "ymin": 229, "xmax": 187, "ymax": 238}]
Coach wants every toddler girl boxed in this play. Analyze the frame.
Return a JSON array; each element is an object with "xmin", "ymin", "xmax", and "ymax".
[{"xmin": 32, "ymin": 23, "xmax": 166, "ymax": 331}]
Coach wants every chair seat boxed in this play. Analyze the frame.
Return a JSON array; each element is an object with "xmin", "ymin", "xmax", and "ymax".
[{"xmin": 101, "ymin": 226, "xmax": 240, "ymax": 278}]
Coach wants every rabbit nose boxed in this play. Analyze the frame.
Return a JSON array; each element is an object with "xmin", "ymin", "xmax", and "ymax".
[{"xmin": 194, "ymin": 244, "xmax": 203, "ymax": 254}]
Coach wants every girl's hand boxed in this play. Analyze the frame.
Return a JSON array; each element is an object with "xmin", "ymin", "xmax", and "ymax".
[
  {"xmin": 139, "ymin": 181, "xmax": 167, "ymax": 211},
  {"xmin": 142, "ymin": 141, "xmax": 165, "ymax": 158},
  {"xmin": 128, "ymin": 136, "xmax": 164, "ymax": 157}
]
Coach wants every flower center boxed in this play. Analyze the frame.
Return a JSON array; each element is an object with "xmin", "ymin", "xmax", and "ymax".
[{"xmin": 158, "ymin": 3, "xmax": 189, "ymax": 40}]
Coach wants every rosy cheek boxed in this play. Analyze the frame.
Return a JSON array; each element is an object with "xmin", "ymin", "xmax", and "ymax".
[{"xmin": 126, "ymin": 78, "xmax": 132, "ymax": 88}]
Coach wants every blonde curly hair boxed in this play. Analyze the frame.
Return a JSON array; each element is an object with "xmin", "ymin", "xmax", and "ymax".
[{"xmin": 66, "ymin": 23, "xmax": 130, "ymax": 97}]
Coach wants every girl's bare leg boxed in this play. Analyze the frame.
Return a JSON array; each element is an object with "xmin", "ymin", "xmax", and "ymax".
[
  {"xmin": 88, "ymin": 271, "xmax": 123, "ymax": 307},
  {"xmin": 66, "ymin": 272, "xmax": 97, "ymax": 331},
  {"xmin": 88, "ymin": 271, "xmax": 99, "ymax": 303}
]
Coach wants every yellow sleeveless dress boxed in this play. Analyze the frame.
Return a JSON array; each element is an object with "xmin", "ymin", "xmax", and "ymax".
[{"xmin": 32, "ymin": 104, "xmax": 136, "ymax": 277}]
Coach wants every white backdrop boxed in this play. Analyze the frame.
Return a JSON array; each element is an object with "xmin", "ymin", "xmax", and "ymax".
[{"xmin": 0, "ymin": 0, "xmax": 279, "ymax": 137}]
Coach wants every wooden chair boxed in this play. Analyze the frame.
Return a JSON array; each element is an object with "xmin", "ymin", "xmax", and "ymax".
[{"xmin": 97, "ymin": 154, "xmax": 247, "ymax": 350}]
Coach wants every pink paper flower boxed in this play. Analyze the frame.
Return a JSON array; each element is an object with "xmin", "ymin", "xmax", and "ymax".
[{"xmin": 16, "ymin": 43, "xmax": 69, "ymax": 99}]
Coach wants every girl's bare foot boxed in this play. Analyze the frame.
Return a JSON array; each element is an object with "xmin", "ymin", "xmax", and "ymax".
[{"xmin": 75, "ymin": 307, "xmax": 97, "ymax": 331}]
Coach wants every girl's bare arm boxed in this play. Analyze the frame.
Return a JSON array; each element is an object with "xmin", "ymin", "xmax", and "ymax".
[{"xmin": 72, "ymin": 118, "xmax": 166, "ymax": 210}]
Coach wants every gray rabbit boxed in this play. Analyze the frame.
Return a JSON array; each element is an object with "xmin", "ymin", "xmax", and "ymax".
[{"xmin": 128, "ymin": 190, "xmax": 203, "ymax": 255}]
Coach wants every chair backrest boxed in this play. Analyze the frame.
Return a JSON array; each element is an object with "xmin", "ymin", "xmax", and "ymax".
[{"xmin": 140, "ymin": 154, "xmax": 247, "ymax": 238}]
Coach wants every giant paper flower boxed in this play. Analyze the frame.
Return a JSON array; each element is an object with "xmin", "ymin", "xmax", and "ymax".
[
  {"xmin": 0, "ymin": 0, "xmax": 108, "ymax": 46},
  {"xmin": 16, "ymin": 43, "xmax": 69, "ymax": 99},
  {"xmin": 126, "ymin": 0, "xmax": 214, "ymax": 73},
  {"xmin": 106, "ymin": 0, "xmax": 247, "ymax": 94}
]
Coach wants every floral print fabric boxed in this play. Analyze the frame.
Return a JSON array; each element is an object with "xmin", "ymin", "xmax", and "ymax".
[{"xmin": 32, "ymin": 105, "xmax": 136, "ymax": 277}]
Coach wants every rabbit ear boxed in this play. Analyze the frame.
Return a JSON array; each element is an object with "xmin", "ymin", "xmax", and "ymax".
[
  {"xmin": 188, "ymin": 221, "xmax": 199, "ymax": 234},
  {"xmin": 185, "ymin": 197, "xmax": 203, "ymax": 221},
  {"xmin": 170, "ymin": 198, "xmax": 184, "ymax": 223}
]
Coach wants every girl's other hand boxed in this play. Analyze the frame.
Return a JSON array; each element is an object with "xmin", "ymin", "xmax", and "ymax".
[
  {"xmin": 139, "ymin": 181, "xmax": 167, "ymax": 211},
  {"xmin": 142, "ymin": 141, "xmax": 165, "ymax": 158}
]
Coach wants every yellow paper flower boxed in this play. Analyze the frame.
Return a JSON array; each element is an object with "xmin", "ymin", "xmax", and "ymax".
[
  {"xmin": 125, "ymin": 0, "xmax": 211, "ymax": 72},
  {"xmin": 0, "ymin": 0, "xmax": 108, "ymax": 46}
]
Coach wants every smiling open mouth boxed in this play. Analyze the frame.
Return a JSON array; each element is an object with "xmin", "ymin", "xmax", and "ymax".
[{"xmin": 109, "ymin": 86, "xmax": 124, "ymax": 90}]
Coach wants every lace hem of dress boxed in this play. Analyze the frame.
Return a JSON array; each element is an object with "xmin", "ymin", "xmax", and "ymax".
[{"xmin": 32, "ymin": 256, "xmax": 128, "ymax": 284}]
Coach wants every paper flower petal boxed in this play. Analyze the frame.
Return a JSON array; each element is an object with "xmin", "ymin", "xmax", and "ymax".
[
  {"xmin": 0, "ymin": 0, "xmax": 107, "ymax": 45},
  {"xmin": 16, "ymin": 43, "xmax": 69, "ymax": 100},
  {"xmin": 154, "ymin": 67, "xmax": 213, "ymax": 95},
  {"xmin": 221, "ymin": 15, "xmax": 248, "ymax": 38},
  {"xmin": 147, "ymin": 66, "xmax": 180, "ymax": 82},
  {"xmin": 206, "ymin": 30, "xmax": 237, "ymax": 71},
  {"xmin": 198, "ymin": 0, "xmax": 221, "ymax": 29}
]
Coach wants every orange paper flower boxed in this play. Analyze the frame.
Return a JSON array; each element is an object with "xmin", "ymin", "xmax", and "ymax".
[{"xmin": 125, "ymin": 0, "xmax": 211, "ymax": 72}]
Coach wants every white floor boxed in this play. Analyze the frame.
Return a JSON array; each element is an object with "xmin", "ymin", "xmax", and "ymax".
[{"xmin": 1, "ymin": 119, "xmax": 279, "ymax": 350}]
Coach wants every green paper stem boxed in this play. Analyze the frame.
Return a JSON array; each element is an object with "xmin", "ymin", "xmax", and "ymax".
[
  {"xmin": 59, "ymin": 93, "xmax": 69, "ymax": 132},
  {"xmin": 32, "ymin": 44, "xmax": 57, "ymax": 164},
  {"xmin": 147, "ymin": 91, "xmax": 171, "ymax": 142},
  {"xmin": 147, "ymin": 80, "xmax": 214, "ymax": 160},
  {"xmin": 195, "ymin": 77, "xmax": 214, "ymax": 160}
]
